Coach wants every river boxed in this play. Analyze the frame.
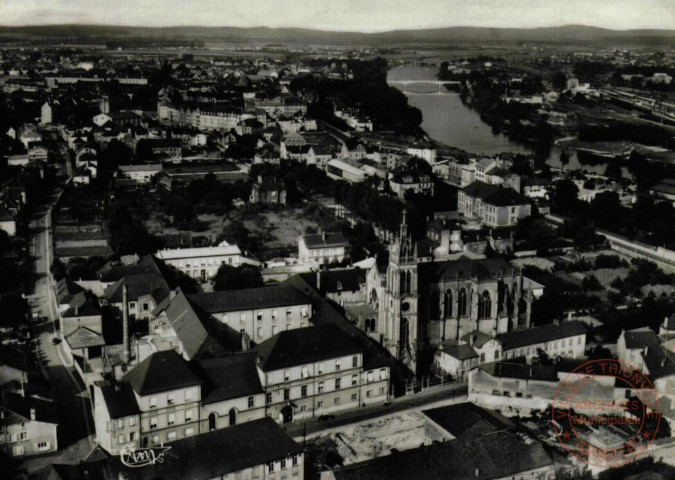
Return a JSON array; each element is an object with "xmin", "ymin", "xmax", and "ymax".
[{"xmin": 387, "ymin": 65, "xmax": 625, "ymax": 176}]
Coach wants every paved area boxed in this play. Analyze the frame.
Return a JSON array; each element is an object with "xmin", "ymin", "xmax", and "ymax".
[{"xmin": 285, "ymin": 383, "xmax": 468, "ymax": 439}]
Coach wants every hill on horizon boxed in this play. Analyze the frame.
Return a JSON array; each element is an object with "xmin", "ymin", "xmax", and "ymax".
[{"xmin": 0, "ymin": 24, "xmax": 674, "ymax": 46}]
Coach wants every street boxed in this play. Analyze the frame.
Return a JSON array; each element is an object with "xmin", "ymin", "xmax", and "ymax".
[{"xmin": 21, "ymin": 187, "xmax": 95, "ymax": 473}]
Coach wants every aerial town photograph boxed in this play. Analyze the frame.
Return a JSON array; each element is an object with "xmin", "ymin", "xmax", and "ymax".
[{"xmin": 0, "ymin": 0, "xmax": 674, "ymax": 478}]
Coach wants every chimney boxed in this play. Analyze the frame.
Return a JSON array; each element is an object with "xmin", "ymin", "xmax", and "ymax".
[
  {"xmin": 30, "ymin": 407, "xmax": 36, "ymax": 421},
  {"xmin": 469, "ymin": 334, "xmax": 474, "ymax": 346},
  {"xmin": 258, "ymin": 174, "xmax": 263, "ymax": 184},
  {"xmin": 644, "ymin": 346, "xmax": 649, "ymax": 357},
  {"xmin": 316, "ymin": 270, "xmax": 321, "ymax": 291},
  {"xmin": 241, "ymin": 330, "xmax": 250, "ymax": 351},
  {"xmin": 123, "ymin": 284, "xmax": 130, "ymax": 364}
]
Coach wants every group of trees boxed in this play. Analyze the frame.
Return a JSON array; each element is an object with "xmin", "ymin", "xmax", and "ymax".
[
  {"xmin": 290, "ymin": 57, "xmax": 423, "ymax": 134},
  {"xmin": 157, "ymin": 173, "xmax": 250, "ymax": 230},
  {"xmin": 212, "ymin": 263, "xmax": 264, "ymax": 291},
  {"xmin": 551, "ymin": 178, "xmax": 675, "ymax": 250},
  {"xmin": 106, "ymin": 197, "xmax": 162, "ymax": 256}
]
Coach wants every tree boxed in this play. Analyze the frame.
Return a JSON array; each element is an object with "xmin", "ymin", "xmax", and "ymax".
[
  {"xmin": 559, "ymin": 150, "xmax": 571, "ymax": 172},
  {"xmin": 581, "ymin": 274, "xmax": 602, "ymax": 292},
  {"xmin": 551, "ymin": 179, "xmax": 579, "ymax": 215},
  {"xmin": 552, "ymin": 71, "xmax": 567, "ymax": 91},
  {"xmin": 213, "ymin": 264, "xmax": 264, "ymax": 291}
]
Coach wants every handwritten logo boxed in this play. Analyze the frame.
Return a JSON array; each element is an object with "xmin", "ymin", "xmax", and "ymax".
[{"xmin": 120, "ymin": 445, "xmax": 173, "ymax": 468}]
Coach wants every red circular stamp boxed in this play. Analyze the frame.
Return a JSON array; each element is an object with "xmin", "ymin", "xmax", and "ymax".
[{"xmin": 552, "ymin": 358, "xmax": 661, "ymax": 468}]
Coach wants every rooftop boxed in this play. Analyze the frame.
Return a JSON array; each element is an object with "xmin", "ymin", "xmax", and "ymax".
[
  {"xmin": 123, "ymin": 350, "xmax": 201, "ymax": 396},
  {"xmin": 254, "ymin": 324, "xmax": 363, "ymax": 372},
  {"xmin": 188, "ymin": 286, "xmax": 311, "ymax": 314},
  {"xmin": 496, "ymin": 321, "xmax": 587, "ymax": 351}
]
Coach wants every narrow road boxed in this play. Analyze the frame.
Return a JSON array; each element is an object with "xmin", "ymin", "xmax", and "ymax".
[{"xmin": 21, "ymin": 187, "xmax": 95, "ymax": 473}]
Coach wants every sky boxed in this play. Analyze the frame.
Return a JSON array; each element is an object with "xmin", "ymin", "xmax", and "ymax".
[{"xmin": 0, "ymin": 0, "xmax": 673, "ymax": 31}]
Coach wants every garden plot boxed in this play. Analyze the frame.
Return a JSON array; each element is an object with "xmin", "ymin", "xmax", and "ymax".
[
  {"xmin": 570, "ymin": 267, "xmax": 631, "ymax": 286},
  {"xmin": 313, "ymin": 411, "xmax": 430, "ymax": 465}
]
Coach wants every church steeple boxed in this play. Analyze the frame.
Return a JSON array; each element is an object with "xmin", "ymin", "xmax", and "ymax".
[{"xmin": 392, "ymin": 210, "xmax": 415, "ymax": 265}]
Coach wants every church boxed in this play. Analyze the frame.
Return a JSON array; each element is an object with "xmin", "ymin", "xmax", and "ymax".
[{"xmin": 366, "ymin": 213, "xmax": 544, "ymax": 377}]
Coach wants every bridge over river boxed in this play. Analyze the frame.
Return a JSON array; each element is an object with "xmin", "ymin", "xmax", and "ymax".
[{"xmin": 387, "ymin": 79, "xmax": 461, "ymax": 93}]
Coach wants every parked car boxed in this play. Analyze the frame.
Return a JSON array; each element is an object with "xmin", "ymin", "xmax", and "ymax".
[{"xmin": 317, "ymin": 414, "xmax": 335, "ymax": 423}]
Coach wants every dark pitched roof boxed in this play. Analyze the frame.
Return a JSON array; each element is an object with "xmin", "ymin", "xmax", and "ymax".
[
  {"xmin": 95, "ymin": 417, "xmax": 300, "ymax": 480},
  {"xmin": 333, "ymin": 430, "xmax": 554, "ymax": 480},
  {"xmin": 418, "ymin": 256, "xmax": 516, "ymax": 283},
  {"xmin": 623, "ymin": 328, "xmax": 675, "ymax": 380},
  {"xmin": 0, "ymin": 204, "xmax": 15, "ymax": 222},
  {"xmin": 66, "ymin": 327, "xmax": 106, "ymax": 350},
  {"xmin": 188, "ymin": 286, "xmax": 311, "ymax": 314},
  {"xmin": 496, "ymin": 321, "xmax": 587, "ymax": 351},
  {"xmin": 0, "ymin": 345, "xmax": 29, "ymax": 373},
  {"xmin": 104, "ymin": 273, "xmax": 170, "ymax": 304},
  {"xmin": 479, "ymin": 362, "xmax": 559, "ymax": 381},
  {"xmin": 440, "ymin": 342, "xmax": 478, "ymax": 360},
  {"xmin": 161, "ymin": 290, "xmax": 230, "ymax": 360},
  {"xmin": 1, "ymin": 391, "xmax": 57, "ymax": 424},
  {"xmin": 193, "ymin": 353, "xmax": 264, "ymax": 404},
  {"xmin": 281, "ymin": 274, "xmax": 393, "ymax": 371},
  {"xmin": 423, "ymin": 402, "xmax": 515, "ymax": 438},
  {"xmin": 254, "ymin": 324, "xmax": 363, "ymax": 371},
  {"xmin": 462, "ymin": 181, "xmax": 529, "ymax": 207},
  {"xmin": 100, "ymin": 383, "xmax": 140, "ymax": 419},
  {"xmin": 62, "ymin": 295, "xmax": 101, "ymax": 318},
  {"xmin": 98, "ymin": 255, "xmax": 165, "ymax": 283},
  {"xmin": 298, "ymin": 268, "xmax": 366, "ymax": 295},
  {"xmin": 123, "ymin": 350, "xmax": 201, "ymax": 396},
  {"xmin": 300, "ymin": 232, "xmax": 348, "ymax": 249}
]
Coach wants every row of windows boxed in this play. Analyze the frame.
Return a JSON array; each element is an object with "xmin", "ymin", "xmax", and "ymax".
[
  {"xmin": 148, "ymin": 390, "xmax": 193, "ymax": 408},
  {"xmin": 268, "ymin": 455, "xmax": 302, "ymax": 473},
  {"xmin": 0, "ymin": 432, "xmax": 29, "ymax": 444},
  {"xmin": 149, "ymin": 410, "xmax": 193, "ymax": 429},
  {"xmin": 226, "ymin": 308, "xmax": 308, "ymax": 323},
  {"xmin": 175, "ymin": 257, "xmax": 238, "ymax": 268},
  {"xmin": 267, "ymin": 371, "xmax": 387, "ymax": 404}
]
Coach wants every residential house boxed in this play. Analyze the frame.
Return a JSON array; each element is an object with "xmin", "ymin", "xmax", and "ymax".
[
  {"xmin": 155, "ymin": 242, "xmax": 246, "ymax": 281},
  {"xmin": 94, "ymin": 350, "xmax": 202, "ymax": 454},
  {"xmin": 119, "ymin": 164, "xmax": 163, "ymax": 184},
  {"xmin": 389, "ymin": 165, "xmax": 434, "ymax": 199},
  {"xmin": 0, "ymin": 392, "xmax": 58, "ymax": 457},
  {"xmin": 458, "ymin": 181, "xmax": 532, "ymax": 227},
  {"xmin": 50, "ymin": 417, "xmax": 303, "ymax": 480},
  {"xmin": 298, "ymin": 232, "xmax": 348, "ymax": 266},
  {"xmin": 254, "ymin": 324, "xmax": 390, "ymax": 423},
  {"xmin": 187, "ymin": 286, "xmax": 313, "ymax": 346},
  {"xmin": 250, "ymin": 176, "xmax": 287, "ymax": 205},
  {"xmin": 326, "ymin": 159, "xmax": 366, "ymax": 183}
]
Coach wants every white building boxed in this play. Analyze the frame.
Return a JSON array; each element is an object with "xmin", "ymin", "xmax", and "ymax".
[
  {"xmin": 119, "ymin": 164, "xmax": 163, "ymax": 184},
  {"xmin": 298, "ymin": 232, "xmax": 348, "ymax": 266},
  {"xmin": 155, "ymin": 242, "xmax": 250, "ymax": 281}
]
